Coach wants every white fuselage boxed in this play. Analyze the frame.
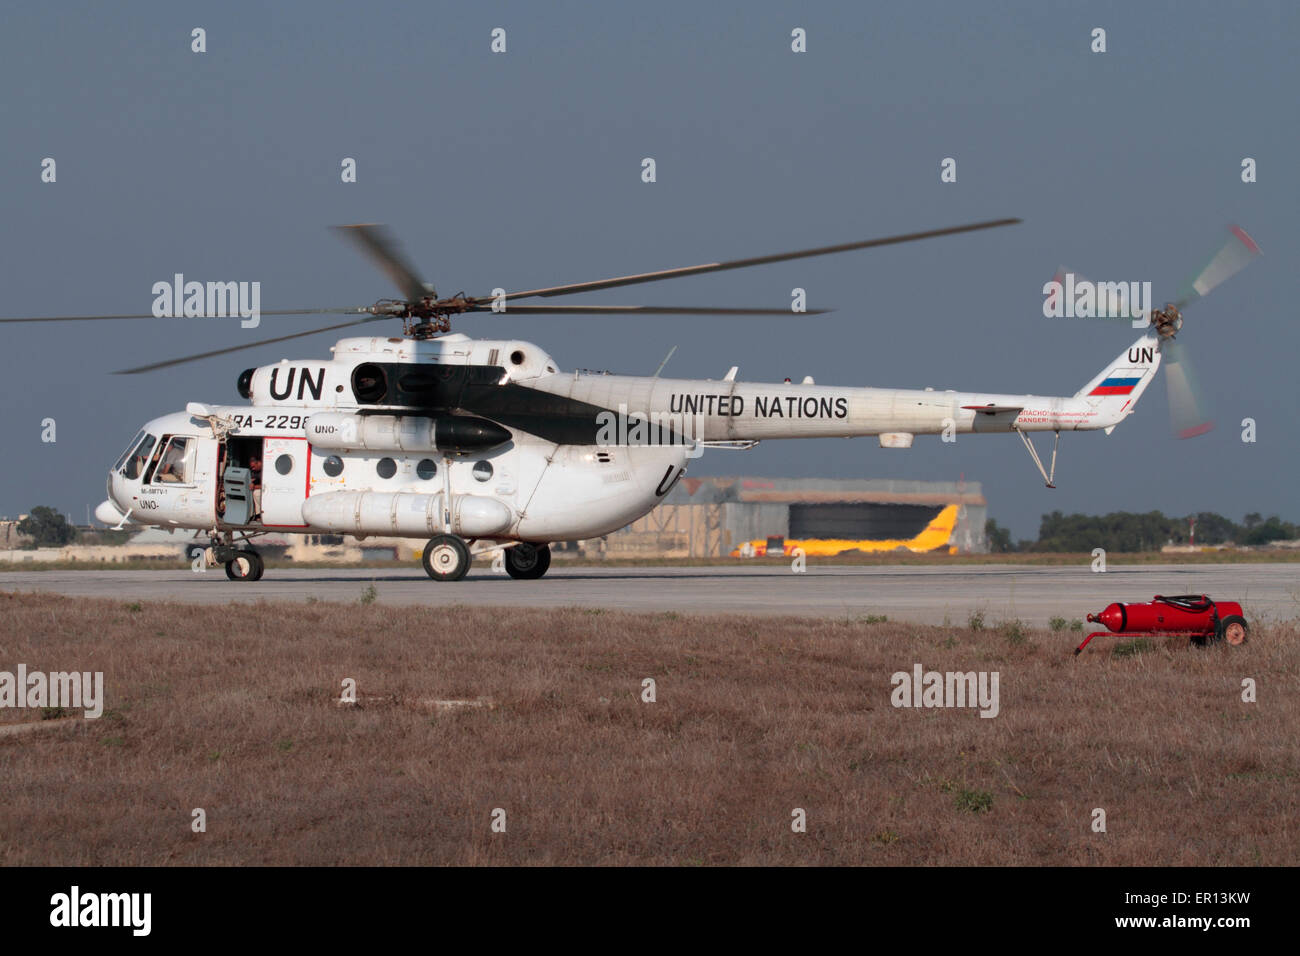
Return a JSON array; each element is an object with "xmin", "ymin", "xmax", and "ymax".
[
  {"xmin": 98, "ymin": 333, "xmax": 1148, "ymax": 542},
  {"xmin": 533, "ymin": 373, "xmax": 1122, "ymax": 441}
]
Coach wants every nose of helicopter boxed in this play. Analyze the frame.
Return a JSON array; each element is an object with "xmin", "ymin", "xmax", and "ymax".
[
  {"xmin": 100, "ymin": 469, "xmax": 138, "ymax": 525},
  {"xmin": 95, "ymin": 497, "xmax": 137, "ymax": 526}
]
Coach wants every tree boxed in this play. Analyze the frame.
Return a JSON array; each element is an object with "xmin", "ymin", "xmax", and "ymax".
[
  {"xmin": 985, "ymin": 519, "xmax": 1015, "ymax": 553},
  {"xmin": 1022, "ymin": 509, "xmax": 1294, "ymax": 552},
  {"xmin": 1033, "ymin": 510, "xmax": 1186, "ymax": 552},
  {"xmin": 1188, "ymin": 512, "xmax": 1240, "ymax": 545},
  {"xmin": 1240, "ymin": 515, "xmax": 1297, "ymax": 546},
  {"xmin": 17, "ymin": 506, "xmax": 77, "ymax": 548}
]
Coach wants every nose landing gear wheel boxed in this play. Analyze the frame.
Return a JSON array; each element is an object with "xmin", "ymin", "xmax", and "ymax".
[
  {"xmin": 504, "ymin": 543, "xmax": 552, "ymax": 580},
  {"xmin": 225, "ymin": 550, "xmax": 264, "ymax": 582},
  {"xmin": 423, "ymin": 534, "xmax": 471, "ymax": 581}
]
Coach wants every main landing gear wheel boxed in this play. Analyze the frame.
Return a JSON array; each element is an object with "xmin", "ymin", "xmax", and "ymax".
[
  {"xmin": 505, "ymin": 543, "xmax": 552, "ymax": 580},
  {"xmin": 423, "ymin": 534, "xmax": 471, "ymax": 582},
  {"xmin": 225, "ymin": 549, "xmax": 264, "ymax": 582},
  {"xmin": 1216, "ymin": 615, "xmax": 1248, "ymax": 646}
]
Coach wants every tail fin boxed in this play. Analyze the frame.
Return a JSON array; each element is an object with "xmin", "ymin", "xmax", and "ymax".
[{"xmin": 1074, "ymin": 333, "xmax": 1162, "ymax": 431}]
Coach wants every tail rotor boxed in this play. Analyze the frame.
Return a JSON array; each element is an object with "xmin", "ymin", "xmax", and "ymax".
[
  {"xmin": 1156, "ymin": 225, "xmax": 1261, "ymax": 439},
  {"xmin": 1050, "ymin": 225, "xmax": 1261, "ymax": 439}
]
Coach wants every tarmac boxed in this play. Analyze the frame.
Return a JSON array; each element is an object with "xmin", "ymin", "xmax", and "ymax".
[{"xmin": 3, "ymin": 562, "xmax": 1297, "ymax": 626}]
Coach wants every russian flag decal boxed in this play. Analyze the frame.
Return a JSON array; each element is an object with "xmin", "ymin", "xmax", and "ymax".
[{"xmin": 1090, "ymin": 376, "xmax": 1140, "ymax": 396}]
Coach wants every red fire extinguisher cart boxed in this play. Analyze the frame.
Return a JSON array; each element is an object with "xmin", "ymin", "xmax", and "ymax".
[{"xmin": 1075, "ymin": 595, "xmax": 1247, "ymax": 655}]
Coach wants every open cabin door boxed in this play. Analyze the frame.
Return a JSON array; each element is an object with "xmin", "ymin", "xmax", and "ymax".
[{"xmin": 261, "ymin": 437, "xmax": 310, "ymax": 528}]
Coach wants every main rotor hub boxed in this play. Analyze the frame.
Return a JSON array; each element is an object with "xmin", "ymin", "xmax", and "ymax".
[
  {"xmin": 369, "ymin": 294, "xmax": 478, "ymax": 338},
  {"xmin": 1150, "ymin": 303, "xmax": 1182, "ymax": 339}
]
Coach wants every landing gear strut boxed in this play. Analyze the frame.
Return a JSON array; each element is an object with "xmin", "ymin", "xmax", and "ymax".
[
  {"xmin": 422, "ymin": 534, "xmax": 471, "ymax": 581},
  {"xmin": 1016, "ymin": 427, "xmax": 1060, "ymax": 488},
  {"xmin": 505, "ymin": 543, "xmax": 552, "ymax": 580},
  {"xmin": 205, "ymin": 533, "xmax": 265, "ymax": 582}
]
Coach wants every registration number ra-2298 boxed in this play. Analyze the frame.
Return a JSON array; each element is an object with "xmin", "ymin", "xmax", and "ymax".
[{"xmin": 230, "ymin": 414, "xmax": 305, "ymax": 430}]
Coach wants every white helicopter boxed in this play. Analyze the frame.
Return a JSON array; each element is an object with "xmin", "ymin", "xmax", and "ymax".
[{"xmin": 4, "ymin": 219, "xmax": 1258, "ymax": 582}]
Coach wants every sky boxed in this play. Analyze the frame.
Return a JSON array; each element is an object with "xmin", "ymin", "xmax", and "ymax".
[{"xmin": 1, "ymin": 0, "xmax": 1296, "ymax": 540}]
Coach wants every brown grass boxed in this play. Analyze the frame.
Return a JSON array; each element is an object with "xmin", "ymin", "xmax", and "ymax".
[{"xmin": 0, "ymin": 591, "xmax": 1294, "ymax": 866}]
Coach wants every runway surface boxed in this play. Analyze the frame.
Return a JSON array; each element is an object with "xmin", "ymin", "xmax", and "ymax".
[{"xmin": 4, "ymin": 563, "xmax": 1298, "ymax": 626}]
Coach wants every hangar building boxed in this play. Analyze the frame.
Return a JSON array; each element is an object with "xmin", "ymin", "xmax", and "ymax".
[{"xmin": 598, "ymin": 476, "xmax": 987, "ymax": 558}]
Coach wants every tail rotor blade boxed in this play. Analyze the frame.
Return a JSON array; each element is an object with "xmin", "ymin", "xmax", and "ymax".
[
  {"xmin": 1162, "ymin": 338, "xmax": 1213, "ymax": 439},
  {"xmin": 1175, "ymin": 225, "xmax": 1262, "ymax": 308}
]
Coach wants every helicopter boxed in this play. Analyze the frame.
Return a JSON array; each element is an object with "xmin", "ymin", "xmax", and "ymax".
[{"xmin": 2, "ymin": 218, "xmax": 1259, "ymax": 582}]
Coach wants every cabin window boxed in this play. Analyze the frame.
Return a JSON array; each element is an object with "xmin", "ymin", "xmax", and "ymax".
[
  {"xmin": 274, "ymin": 454, "xmax": 294, "ymax": 476},
  {"xmin": 149, "ymin": 436, "xmax": 194, "ymax": 484},
  {"xmin": 121, "ymin": 433, "xmax": 157, "ymax": 480},
  {"xmin": 472, "ymin": 460, "xmax": 493, "ymax": 482},
  {"xmin": 322, "ymin": 455, "xmax": 344, "ymax": 477},
  {"xmin": 416, "ymin": 458, "xmax": 437, "ymax": 480},
  {"xmin": 376, "ymin": 457, "xmax": 397, "ymax": 479}
]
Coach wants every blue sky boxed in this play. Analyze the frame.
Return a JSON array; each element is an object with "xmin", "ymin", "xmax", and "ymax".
[{"xmin": 2, "ymin": 0, "xmax": 1295, "ymax": 539}]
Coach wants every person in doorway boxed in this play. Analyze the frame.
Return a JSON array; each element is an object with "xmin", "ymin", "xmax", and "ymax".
[{"xmin": 249, "ymin": 453, "xmax": 264, "ymax": 521}]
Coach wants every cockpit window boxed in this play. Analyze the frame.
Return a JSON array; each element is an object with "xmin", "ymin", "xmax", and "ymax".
[
  {"xmin": 113, "ymin": 430, "xmax": 146, "ymax": 472},
  {"xmin": 121, "ymin": 433, "xmax": 157, "ymax": 480},
  {"xmin": 149, "ymin": 436, "xmax": 193, "ymax": 484},
  {"xmin": 142, "ymin": 438, "xmax": 167, "ymax": 483}
]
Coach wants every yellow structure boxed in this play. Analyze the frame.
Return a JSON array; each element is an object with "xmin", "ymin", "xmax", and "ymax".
[{"xmin": 731, "ymin": 504, "xmax": 961, "ymax": 556}]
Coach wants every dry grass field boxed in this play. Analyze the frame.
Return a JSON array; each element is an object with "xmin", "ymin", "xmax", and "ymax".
[{"xmin": 0, "ymin": 589, "xmax": 1294, "ymax": 866}]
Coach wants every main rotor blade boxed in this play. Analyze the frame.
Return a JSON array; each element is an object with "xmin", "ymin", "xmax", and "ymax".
[
  {"xmin": 0, "ymin": 307, "xmax": 373, "ymax": 323},
  {"xmin": 114, "ymin": 315, "xmax": 389, "ymax": 374},
  {"xmin": 484, "ymin": 217, "xmax": 1021, "ymax": 304},
  {"xmin": 466, "ymin": 304, "xmax": 831, "ymax": 315},
  {"xmin": 335, "ymin": 223, "xmax": 432, "ymax": 302},
  {"xmin": 1175, "ymin": 225, "xmax": 1262, "ymax": 309},
  {"xmin": 1162, "ymin": 338, "xmax": 1213, "ymax": 439},
  {"xmin": 0, "ymin": 312, "xmax": 161, "ymax": 323}
]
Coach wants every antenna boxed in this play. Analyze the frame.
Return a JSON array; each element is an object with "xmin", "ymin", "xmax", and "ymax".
[{"xmin": 653, "ymin": 345, "xmax": 678, "ymax": 379}]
